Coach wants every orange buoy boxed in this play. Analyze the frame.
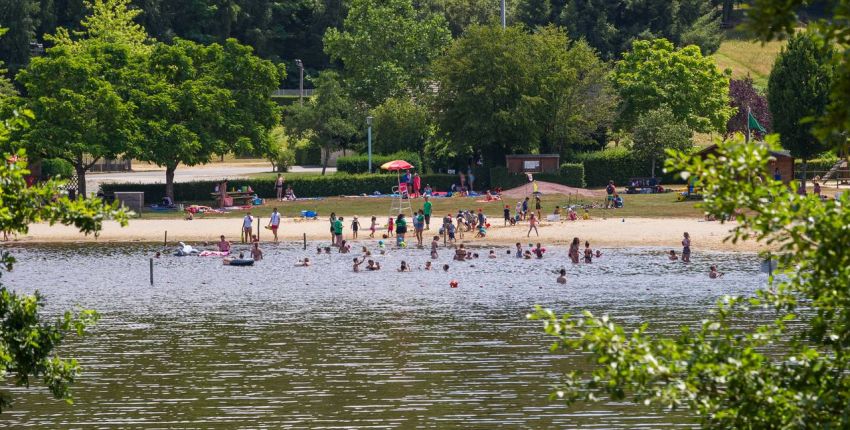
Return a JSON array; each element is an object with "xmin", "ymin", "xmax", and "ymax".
[{"xmin": 450, "ymin": 280, "xmax": 459, "ymax": 288}]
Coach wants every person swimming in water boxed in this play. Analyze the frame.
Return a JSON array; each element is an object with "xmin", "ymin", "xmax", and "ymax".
[
  {"xmin": 398, "ymin": 261, "xmax": 411, "ymax": 272},
  {"xmin": 352, "ymin": 256, "xmax": 365, "ymax": 272},
  {"xmin": 442, "ymin": 264, "xmax": 450, "ymax": 272},
  {"xmin": 454, "ymin": 244, "xmax": 467, "ymax": 261},
  {"xmin": 424, "ymin": 261, "xmax": 432, "ymax": 271},
  {"xmin": 295, "ymin": 257, "xmax": 311, "ymax": 267},
  {"xmin": 595, "ymin": 250, "xmax": 602, "ymax": 258},
  {"xmin": 515, "ymin": 242, "xmax": 523, "ymax": 258},
  {"xmin": 488, "ymin": 250, "xmax": 497, "ymax": 259},
  {"xmin": 218, "ymin": 235, "xmax": 231, "ymax": 253},
  {"xmin": 556, "ymin": 268, "xmax": 567, "ymax": 284},
  {"xmin": 709, "ymin": 265, "xmax": 723, "ymax": 279},
  {"xmin": 366, "ymin": 259, "xmax": 381, "ymax": 271},
  {"xmin": 532, "ymin": 243, "xmax": 545, "ymax": 259},
  {"xmin": 251, "ymin": 242, "xmax": 263, "ymax": 261},
  {"xmin": 668, "ymin": 250, "xmax": 678, "ymax": 261}
]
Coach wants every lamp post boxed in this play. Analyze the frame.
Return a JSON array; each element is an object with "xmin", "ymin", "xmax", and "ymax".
[
  {"xmin": 500, "ymin": 0, "xmax": 506, "ymax": 28},
  {"xmin": 366, "ymin": 116, "xmax": 373, "ymax": 173},
  {"xmin": 295, "ymin": 59, "xmax": 304, "ymax": 106}
]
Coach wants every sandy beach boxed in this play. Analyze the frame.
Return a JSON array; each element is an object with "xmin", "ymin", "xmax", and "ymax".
[{"xmin": 14, "ymin": 216, "xmax": 765, "ymax": 252}]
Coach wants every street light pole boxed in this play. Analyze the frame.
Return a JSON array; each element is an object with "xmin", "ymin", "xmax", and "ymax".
[
  {"xmin": 366, "ymin": 116, "xmax": 373, "ymax": 173},
  {"xmin": 501, "ymin": 0, "xmax": 506, "ymax": 29},
  {"xmin": 295, "ymin": 59, "xmax": 304, "ymax": 106}
]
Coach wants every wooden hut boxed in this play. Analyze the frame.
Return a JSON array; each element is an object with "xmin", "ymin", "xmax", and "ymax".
[{"xmin": 697, "ymin": 144, "xmax": 795, "ymax": 185}]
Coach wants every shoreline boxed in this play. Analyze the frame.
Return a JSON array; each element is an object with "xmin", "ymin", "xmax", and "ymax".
[{"xmin": 12, "ymin": 217, "xmax": 767, "ymax": 252}]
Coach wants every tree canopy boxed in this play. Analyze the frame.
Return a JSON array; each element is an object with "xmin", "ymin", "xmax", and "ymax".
[
  {"xmin": 767, "ymin": 32, "xmax": 833, "ymax": 167},
  {"xmin": 434, "ymin": 25, "xmax": 615, "ymax": 166},
  {"xmin": 630, "ymin": 107, "xmax": 692, "ymax": 178},
  {"xmin": 323, "ymin": 0, "xmax": 451, "ymax": 106},
  {"xmin": 612, "ymin": 38, "xmax": 734, "ymax": 133}
]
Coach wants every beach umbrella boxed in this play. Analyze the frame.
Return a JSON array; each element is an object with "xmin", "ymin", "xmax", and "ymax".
[{"xmin": 380, "ymin": 160, "xmax": 414, "ymax": 171}]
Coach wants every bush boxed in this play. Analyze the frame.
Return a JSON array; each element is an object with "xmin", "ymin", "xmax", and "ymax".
[
  {"xmin": 336, "ymin": 151, "xmax": 422, "ymax": 174},
  {"xmin": 559, "ymin": 163, "xmax": 586, "ymax": 188},
  {"xmin": 101, "ymin": 173, "xmax": 457, "ymax": 203},
  {"xmin": 796, "ymin": 156, "xmax": 840, "ymax": 176},
  {"xmin": 40, "ymin": 158, "xmax": 74, "ymax": 179}
]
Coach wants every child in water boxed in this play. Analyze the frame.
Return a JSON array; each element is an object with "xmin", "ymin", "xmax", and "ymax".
[
  {"xmin": 709, "ymin": 265, "xmax": 723, "ymax": 279},
  {"xmin": 583, "ymin": 241, "xmax": 592, "ymax": 263},
  {"xmin": 431, "ymin": 235, "xmax": 440, "ymax": 259},
  {"xmin": 251, "ymin": 242, "xmax": 263, "ymax": 261},
  {"xmin": 424, "ymin": 261, "xmax": 432, "ymax": 271},
  {"xmin": 488, "ymin": 250, "xmax": 497, "ymax": 259},
  {"xmin": 398, "ymin": 261, "xmax": 411, "ymax": 272},
  {"xmin": 442, "ymin": 264, "xmax": 450, "ymax": 272},
  {"xmin": 668, "ymin": 250, "xmax": 678, "ymax": 261},
  {"xmin": 515, "ymin": 242, "xmax": 523, "ymax": 258},
  {"xmin": 532, "ymin": 243, "xmax": 545, "ymax": 259},
  {"xmin": 366, "ymin": 260, "xmax": 381, "ymax": 271},
  {"xmin": 556, "ymin": 268, "xmax": 567, "ymax": 284},
  {"xmin": 352, "ymin": 256, "xmax": 365, "ymax": 272},
  {"xmin": 295, "ymin": 258, "xmax": 311, "ymax": 267}
]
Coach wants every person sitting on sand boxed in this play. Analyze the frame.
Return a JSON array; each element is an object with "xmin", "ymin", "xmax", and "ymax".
[
  {"xmin": 454, "ymin": 244, "xmax": 467, "ymax": 261},
  {"xmin": 366, "ymin": 259, "xmax": 381, "ymax": 271},
  {"xmin": 295, "ymin": 258, "xmax": 311, "ymax": 267},
  {"xmin": 431, "ymin": 235, "xmax": 440, "ymax": 259},
  {"xmin": 582, "ymin": 209, "xmax": 590, "ymax": 220},
  {"xmin": 218, "ymin": 235, "xmax": 231, "ymax": 253},
  {"xmin": 488, "ymin": 250, "xmax": 497, "ymax": 259},
  {"xmin": 353, "ymin": 257, "xmax": 365, "ymax": 272},
  {"xmin": 251, "ymin": 242, "xmax": 263, "ymax": 261},
  {"xmin": 398, "ymin": 261, "xmax": 411, "ymax": 272},
  {"xmin": 568, "ymin": 208, "xmax": 577, "ymax": 221},
  {"xmin": 556, "ymin": 268, "xmax": 567, "ymax": 284},
  {"xmin": 709, "ymin": 265, "xmax": 724, "ymax": 279},
  {"xmin": 476, "ymin": 224, "xmax": 487, "ymax": 238},
  {"xmin": 668, "ymin": 250, "xmax": 678, "ymax": 261}
]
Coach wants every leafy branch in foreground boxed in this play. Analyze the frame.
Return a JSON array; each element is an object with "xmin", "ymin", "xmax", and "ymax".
[
  {"xmin": 0, "ymin": 107, "xmax": 129, "ymax": 413},
  {"xmin": 530, "ymin": 133, "xmax": 850, "ymax": 428}
]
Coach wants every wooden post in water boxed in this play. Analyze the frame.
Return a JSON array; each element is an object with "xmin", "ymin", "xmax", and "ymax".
[
  {"xmin": 149, "ymin": 258, "xmax": 154, "ymax": 285},
  {"xmin": 303, "ymin": 233, "xmax": 307, "ymax": 250},
  {"xmin": 164, "ymin": 230, "xmax": 167, "ymax": 246},
  {"xmin": 256, "ymin": 217, "xmax": 260, "ymax": 241}
]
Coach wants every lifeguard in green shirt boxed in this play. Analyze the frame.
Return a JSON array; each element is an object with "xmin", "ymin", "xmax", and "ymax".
[{"xmin": 423, "ymin": 196, "xmax": 433, "ymax": 230}]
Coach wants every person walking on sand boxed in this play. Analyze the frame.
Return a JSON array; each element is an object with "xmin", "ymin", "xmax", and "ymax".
[
  {"xmin": 333, "ymin": 216, "xmax": 344, "ymax": 247},
  {"xmin": 275, "ymin": 174, "xmax": 285, "ymax": 201},
  {"xmin": 268, "ymin": 207, "xmax": 281, "ymax": 242},
  {"xmin": 423, "ymin": 196, "xmax": 432, "ymax": 229},
  {"xmin": 527, "ymin": 213, "xmax": 539, "ymax": 237},
  {"xmin": 242, "ymin": 212, "xmax": 253, "ymax": 243},
  {"xmin": 681, "ymin": 232, "xmax": 691, "ymax": 263}
]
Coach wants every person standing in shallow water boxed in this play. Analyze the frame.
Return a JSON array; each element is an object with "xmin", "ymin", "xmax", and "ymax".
[
  {"xmin": 681, "ymin": 232, "xmax": 691, "ymax": 263},
  {"xmin": 568, "ymin": 237, "xmax": 580, "ymax": 264}
]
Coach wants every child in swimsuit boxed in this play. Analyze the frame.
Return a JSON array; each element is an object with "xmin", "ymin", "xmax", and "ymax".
[
  {"xmin": 369, "ymin": 216, "xmax": 377, "ymax": 238},
  {"xmin": 353, "ymin": 257, "xmax": 365, "ymax": 272},
  {"xmin": 556, "ymin": 269, "xmax": 567, "ymax": 284},
  {"xmin": 681, "ymin": 232, "xmax": 691, "ymax": 263},
  {"xmin": 431, "ymin": 235, "xmax": 440, "ymax": 259},
  {"xmin": 583, "ymin": 241, "xmax": 592, "ymax": 263}
]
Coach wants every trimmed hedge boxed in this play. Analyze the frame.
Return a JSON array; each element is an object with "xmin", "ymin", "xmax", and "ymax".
[
  {"xmin": 559, "ymin": 163, "xmax": 586, "ymax": 188},
  {"xmin": 795, "ymin": 157, "xmax": 840, "ymax": 175},
  {"xmin": 336, "ymin": 151, "xmax": 422, "ymax": 174},
  {"xmin": 575, "ymin": 147, "xmax": 686, "ymax": 187},
  {"xmin": 40, "ymin": 158, "xmax": 74, "ymax": 179},
  {"xmin": 101, "ymin": 173, "xmax": 457, "ymax": 202}
]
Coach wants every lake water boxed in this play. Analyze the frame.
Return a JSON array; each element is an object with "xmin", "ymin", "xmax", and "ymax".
[{"xmin": 0, "ymin": 243, "xmax": 767, "ymax": 429}]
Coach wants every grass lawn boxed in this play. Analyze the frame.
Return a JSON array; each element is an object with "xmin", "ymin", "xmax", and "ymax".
[
  {"xmin": 711, "ymin": 27, "xmax": 786, "ymax": 90},
  {"xmin": 139, "ymin": 191, "xmax": 705, "ymax": 220}
]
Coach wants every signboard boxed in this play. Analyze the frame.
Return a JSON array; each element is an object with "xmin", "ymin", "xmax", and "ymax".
[
  {"xmin": 447, "ymin": 169, "xmax": 456, "ymax": 174},
  {"xmin": 523, "ymin": 160, "xmax": 540, "ymax": 171}
]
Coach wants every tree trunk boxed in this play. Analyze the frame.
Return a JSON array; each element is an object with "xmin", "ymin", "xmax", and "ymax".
[
  {"xmin": 651, "ymin": 159, "xmax": 656, "ymax": 178},
  {"xmin": 74, "ymin": 163, "xmax": 87, "ymax": 199},
  {"xmin": 321, "ymin": 145, "xmax": 329, "ymax": 176},
  {"xmin": 165, "ymin": 165, "xmax": 176, "ymax": 201},
  {"xmin": 800, "ymin": 159, "xmax": 807, "ymax": 194}
]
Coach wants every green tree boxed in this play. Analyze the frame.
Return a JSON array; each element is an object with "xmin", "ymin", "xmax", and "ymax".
[
  {"xmin": 417, "ymin": 0, "xmax": 506, "ymax": 36},
  {"xmin": 630, "ymin": 107, "xmax": 692, "ymax": 177},
  {"xmin": 16, "ymin": 0, "xmax": 147, "ymax": 198},
  {"xmin": 0, "ymin": 0, "xmax": 39, "ymax": 73},
  {"xmin": 767, "ymin": 32, "xmax": 833, "ymax": 189},
  {"xmin": 264, "ymin": 125, "xmax": 297, "ymax": 173},
  {"xmin": 530, "ymin": 132, "xmax": 850, "ymax": 427},
  {"xmin": 612, "ymin": 38, "xmax": 734, "ymax": 133},
  {"xmin": 516, "ymin": 0, "xmax": 552, "ymax": 28},
  {"xmin": 0, "ymin": 100, "xmax": 129, "ymax": 413},
  {"xmin": 284, "ymin": 71, "xmax": 357, "ymax": 175},
  {"xmin": 371, "ymin": 96, "xmax": 431, "ymax": 158},
  {"xmin": 323, "ymin": 0, "xmax": 451, "ymax": 106},
  {"xmin": 134, "ymin": 38, "xmax": 283, "ymax": 199}
]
